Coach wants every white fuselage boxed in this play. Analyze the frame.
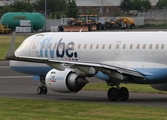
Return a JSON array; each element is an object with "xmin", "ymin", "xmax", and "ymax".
[{"xmin": 10, "ymin": 32, "xmax": 167, "ymax": 83}]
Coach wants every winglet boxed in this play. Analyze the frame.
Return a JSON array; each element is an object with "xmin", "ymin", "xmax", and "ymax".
[{"xmin": 5, "ymin": 32, "xmax": 16, "ymax": 60}]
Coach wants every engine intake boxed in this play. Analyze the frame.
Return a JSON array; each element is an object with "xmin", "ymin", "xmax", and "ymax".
[{"xmin": 45, "ymin": 69, "xmax": 88, "ymax": 93}]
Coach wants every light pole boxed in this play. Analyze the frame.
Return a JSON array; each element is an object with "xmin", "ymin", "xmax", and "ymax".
[
  {"xmin": 101, "ymin": 0, "xmax": 103, "ymax": 17},
  {"xmin": 45, "ymin": 0, "xmax": 47, "ymax": 31}
]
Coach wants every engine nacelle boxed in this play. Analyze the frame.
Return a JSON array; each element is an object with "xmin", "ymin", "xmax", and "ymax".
[
  {"xmin": 150, "ymin": 83, "xmax": 167, "ymax": 91},
  {"xmin": 45, "ymin": 69, "xmax": 88, "ymax": 93}
]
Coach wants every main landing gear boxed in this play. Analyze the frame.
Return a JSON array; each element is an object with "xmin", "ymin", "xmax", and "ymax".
[
  {"xmin": 37, "ymin": 76, "xmax": 48, "ymax": 95},
  {"xmin": 107, "ymin": 81, "xmax": 129, "ymax": 101}
]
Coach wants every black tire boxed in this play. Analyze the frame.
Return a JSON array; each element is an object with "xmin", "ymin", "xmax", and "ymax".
[
  {"xmin": 58, "ymin": 25, "xmax": 64, "ymax": 32},
  {"xmin": 102, "ymin": 25, "xmax": 106, "ymax": 30},
  {"xmin": 37, "ymin": 87, "xmax": 43, "ymax": 94},
  {"xmin": 107, "ymin": 88, "xmax": 119, "ymax": 101},
  {"xmin": 130, "ymin": 24, "xmax": 135, "ymax": 29},
  {"xmin": 119, "ymin": 87, "xmax": 129, "ymax": 101},
  {"xmin": 88, "ymin": 24, "xmax": 92, "ymax": 31},
  {"xmin": 42, "ymin": 86, "xmax": 47, "ymax": 94},
  {"xmin": 110, "ymin": 24, "xmax": 113, "ymax": 28},
  {"xmin": 97, "ymin": 23, "xmax": 102, "ymax": 30}
]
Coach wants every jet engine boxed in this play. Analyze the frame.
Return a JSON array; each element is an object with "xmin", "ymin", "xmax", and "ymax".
[
  {"xmin": 45, "ymin": 69, "xmax": 88, "ymax": 93},
  {"xmin": 150, "ymin": 83, "xmax": 167, "ymax": 91}
]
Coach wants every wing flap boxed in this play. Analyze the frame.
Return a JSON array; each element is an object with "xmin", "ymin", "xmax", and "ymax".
[{"xmin": 8, "ymin": 55, "xmax": 145, "ymax": 78}]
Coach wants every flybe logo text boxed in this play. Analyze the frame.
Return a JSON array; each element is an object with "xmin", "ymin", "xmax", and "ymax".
[{"xmin": 39, "ymin": 38, "xmax": 78, "ymax": 58}]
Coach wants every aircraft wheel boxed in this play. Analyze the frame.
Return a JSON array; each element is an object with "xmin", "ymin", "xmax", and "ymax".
[
  {"xmin": 42, "ymin": 86, "xmax": 48, "ymax": 94},
  {"xmin": 37, "ymin": 87, "xmax": 43, "ymax": 94},
  {"xmin": 107, "ymin": 88, "xmax": 119, "ymax": 101},
  {"xmin": 119, "ymin": 87, "xmax": 129, "ymax": 101},
  {"xmin": 88, "ymin": 24, "xmax": 92, "ymax": 31}
]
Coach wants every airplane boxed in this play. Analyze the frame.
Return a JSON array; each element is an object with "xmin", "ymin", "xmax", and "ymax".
[{"xmin": 5, "ymin": 31, "xmax": 167, "ymax": 101}]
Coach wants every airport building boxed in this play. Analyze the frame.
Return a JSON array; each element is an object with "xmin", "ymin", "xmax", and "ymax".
[
  {"xmin": 0, "ymin": 0, "xmax": 160, "ymax": 16},
  {"xmin": 0, "ymin": 0, "xmax": 159, "ymax": 7}
]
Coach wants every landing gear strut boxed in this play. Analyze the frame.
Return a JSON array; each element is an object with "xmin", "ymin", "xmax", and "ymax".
[
  {"xmin": 107, "ymin": 80, "xmax": 129, "ymax": 101},
  {"xmin": 37, "ymin": 75, "xmax": 48, "ymax": 95}
]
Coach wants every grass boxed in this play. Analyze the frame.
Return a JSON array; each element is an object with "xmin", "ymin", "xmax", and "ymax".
[
  {"xmin": 0, "ymin": 98, "xmax": 167, "ymax": 120},
  {"xmin": 0, "ymin": 35, "xmax": 167, "ymax": 120},
  {"xmin": 141, "ymin": 20, "xmax": 167, "ymax": 28},
  {"xmin": 0, "ymin": 35, "xmax": 27, "ymax": 60}
]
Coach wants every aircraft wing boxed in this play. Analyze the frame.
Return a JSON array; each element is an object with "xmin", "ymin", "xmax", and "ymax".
[
  {"xmin": 6, "ymin": 53, "xmax": 145, "ymax": 78},
  {"xmin": 49, "ymin": 59, "xmax": 145, "ymax": 78}
]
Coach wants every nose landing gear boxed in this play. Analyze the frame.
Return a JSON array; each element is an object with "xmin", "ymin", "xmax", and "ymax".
[{"xmin": 37, "ymin": 75, "xmax": 48, "ymax": 95}]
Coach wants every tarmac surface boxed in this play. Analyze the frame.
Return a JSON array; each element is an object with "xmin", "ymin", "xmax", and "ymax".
[{"xmin": 0, "ymin": 61, "xmax": 167, "ymax": 108}]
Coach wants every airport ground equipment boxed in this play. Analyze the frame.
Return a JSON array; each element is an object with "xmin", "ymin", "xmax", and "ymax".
[
  {"xmin": 59, "ymin": 16, "xmax": 136, "ymax": 32},
  {"xmin": 105, "ymin": 17, "xmax": 135, "ymax": 29},
  {"xmin": 0, "ymin": 24, "xmax": 11, "ymax": 34},
  {"xmin": 60, "ymin": 15, "xmax": 105, "ymax": 32}
]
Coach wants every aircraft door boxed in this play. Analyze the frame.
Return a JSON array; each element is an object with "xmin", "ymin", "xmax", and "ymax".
[
  {"xmin": 29, "ymin": 35, "xmax": 43, "ymax": 57},
  {"xmin": 114, "ymin": 41, "xmax": 121, "ymax": 55}
]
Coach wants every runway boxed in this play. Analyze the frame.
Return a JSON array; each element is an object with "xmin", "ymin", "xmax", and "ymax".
[{"xmin": 0, "ymin": 61, "xmax": 167, "ymax": 108}]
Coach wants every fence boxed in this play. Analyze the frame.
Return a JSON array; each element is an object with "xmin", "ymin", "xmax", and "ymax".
[{"xmin": 138, "ymin": 10, "xmax": 167, "ymax": 20}]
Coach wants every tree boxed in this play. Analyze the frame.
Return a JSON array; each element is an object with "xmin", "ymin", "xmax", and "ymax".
[
  {"xmin": 130, "ymin": 0, "xmax": 142, "ymax": 10},
  {"xmin": 0, "ymin": 1, "xmax": 33, "ymax": 17},
  {"xmin": 156, "ymin": 0, "xmax": 167, "ymax": 9},
  {"xmin": 113, "ymin": 9, "xmax": 122, "ymax": 17},
  {"xmin": 65, "ymin": 0, "xmax": 79, "ymax": 18},
  {"xmin": 120, "ymin": 0, "xmax": 131, "ymax": 12},
  {"xmin": 33, "ymin": 0, "xmax": 67, "ymax": 18},
  {"xmin": 141, "ymin": 0, "xmax": 151, "ymax": 11},
  {"xmin": 120, "ymin": 0, "xmax": 151, "ymax": 12},
  {"xmin": 1, "ymin": 1, "xmax": 33, "ymax": 13}
]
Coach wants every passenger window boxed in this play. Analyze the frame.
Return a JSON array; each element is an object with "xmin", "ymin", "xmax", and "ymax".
[
  {"xmin": 42, "ymin": 44, "xmax": 45, "ymax": 49},
  {"xmin": 143, "ymin": 44, "xmax": 146, "ymax": 49},
  {"xmin": 149, "ymin": 44, "xmax": 152, "ymax": 49},
  {"xmin": 48, "ymin": 44, "xmax": 51, "ymax": 49},
  {"xmin": 130, "ymin": 44, "xmax": 133, "ymax": 49},
  {"xmin": 156, "ymin": 44, "xmax": 159, "ymax": 49},
  {"xmin": 102, "ymin": 44, "xmax": 105, "ymax": 49},
  {"xmin": 54, "ymin": 43, "xmax": 57, "ymax": 49},
  {"xmin": 96, "ymin": 44, "xmax": 99, "ymax": 49},
  {"xmin": 60, "ymin": 44, "xmax": 63, "ymax": 49},
  {"xmin": 161, "ymin": 44, "xmax": 164, "ymax": 49},
  {"xmin": 123, "ymin": 44, "xmax": 126, "ymax": 49},
  {"xmin": 78, "ymin": 44, "xmax": 81, "ymax": 49},
  {"xmin": 84, "ymin": 44, "xmax": 87, "ymax": 49},
  {"xmin": 109, "ymin": 44, "xmax": 112, "ymax": 49},
  {"xmin": 67, "ymin": 44, "xmax": 74, "ymax": 49},
  {"xmin": 90, "ymin": 44, "xmax": 93, "ymax": 49},
  {"xmin": 137, "ymin": 44, "xmax": 140, "ymax": 49}
]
